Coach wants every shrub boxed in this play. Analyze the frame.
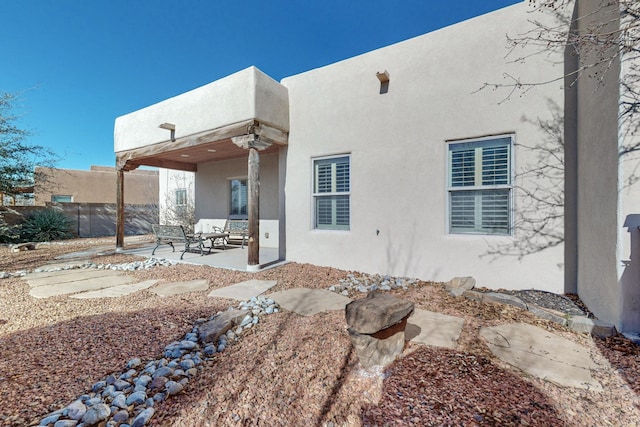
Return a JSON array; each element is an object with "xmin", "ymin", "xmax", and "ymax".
[
  {"xmin": 20, "ymin": 208, "xmax": 73, "ymax": 242},
  {"xmin": 0, "ymin": 211, "xmax": 19, "ymax": 243}
]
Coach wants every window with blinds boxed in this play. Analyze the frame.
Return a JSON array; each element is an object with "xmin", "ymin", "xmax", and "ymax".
[
  {"xmin": 313, "ymin": 155, "xmax": 350, "ymax": 230},
  {"xmin": 230, "ymin": 179, "xmax": 248, "ymax": 216},
  {"xmin": 448, "ymin": 136, "xmax": 512, "ymax": 235}
]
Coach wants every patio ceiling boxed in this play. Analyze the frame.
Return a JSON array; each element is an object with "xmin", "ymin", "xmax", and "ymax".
[{"xmin": 116, "ymin": 120, "xmax": 283, "ymax": 172}]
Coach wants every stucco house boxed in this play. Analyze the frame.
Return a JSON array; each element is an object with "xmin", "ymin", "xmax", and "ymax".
[{"xmin": 114, "ymin": 1, "xmax": 640, "ymax": 334}]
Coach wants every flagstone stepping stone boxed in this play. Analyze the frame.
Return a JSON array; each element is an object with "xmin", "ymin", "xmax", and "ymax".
[
  {"xmin": 208, "ymin": 279, "xmax": 277, "ymax": 301},
  {"xmin": 151, "ymin": 279, "xmax": 210, "ymax": 296},
  {"xmin": 24, "ymin": 269, "xmax": 124, "ymax": 287},
  {"xmin": 267, "ymin": 288, "xmax": 352, "ymax": 316},
  {"xmin": 480, "ymin": 322, "xmax": 603, "ymax": 390},
  {"xmin": 71, "ymin": 280, "xmax": 159, "ymax": 299},
  {"xmin": 28, "ymin": 272, "xmax": 136, "ymax": 298},
  {"xmin": 405, "ymin": 309, "xmax": 465, "ymax": 349}
]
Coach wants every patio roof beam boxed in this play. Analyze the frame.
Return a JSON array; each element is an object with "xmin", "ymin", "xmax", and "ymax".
[{"xmin": 124, "ymin": 158, "xmax": 197, "ymax": 172}]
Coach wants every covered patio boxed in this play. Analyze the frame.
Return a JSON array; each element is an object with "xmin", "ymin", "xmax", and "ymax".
[
  {"xmin": 114, "ymin": 67, "xmax": 289, "ymax": 271},
  {"xmin": 122, "ymin": 243, "xmax": 284, "ymax": 271}
]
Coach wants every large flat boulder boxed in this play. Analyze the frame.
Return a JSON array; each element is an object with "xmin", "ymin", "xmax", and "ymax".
[{"xmin": 345, "ymin": 292, "xmax": 414, "ymax": 334}]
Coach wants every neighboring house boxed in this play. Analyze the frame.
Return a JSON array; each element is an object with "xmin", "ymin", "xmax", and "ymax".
[
  {"xmin": 159, "ymin": 169, "xmax": 195, "ymax": 225},
  {"xmin": 35, "ymin": 166, "xmax": 158, "ymax": 206},
  {"xmin": 114, "ymin": 1, "xmax": 640, "ymax": 333}
]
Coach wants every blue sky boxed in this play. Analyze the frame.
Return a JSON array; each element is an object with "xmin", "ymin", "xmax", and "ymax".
[{"xmin": 2, "ymin": 0, "xmax": 520, "ymax": 170}]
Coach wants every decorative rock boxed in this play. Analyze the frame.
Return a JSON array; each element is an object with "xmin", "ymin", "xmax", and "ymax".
[
  {"xmin": 528, "ymin": 306, "xmax": 568, "ymax": 326},
  {"xmin": 179, "ymin": 340, "xmax": 198, "ymax": 350},
  {"xmin": 165, "ymin": 380, "xmax": 184, "ymax": 396},
  {"xmin": 126, "ymin": 390, "xmax": 147, "ymax": 406},
  {"xmin": 203, "ymin": 345, "xmax": 216, "ymax": 356},
  {"xmin": 120, "ymin": 369, "xmax": 137, "ymax": 380},
  {"xmin": 346, "ymin": 292, "xmax": 414, "ymax": 369},
  {"xmin": 114, "ymin": 379, "xmax": 131, "ymax": 391},
  {"xmin": 445, "ymin": 276, "xmax": 476, "ymax": 290},
  {"xmin": 53, "ymin": 420, "xmax": 78, "ymax": 427},
  {"xmin": 240, "ymin": 314, "xmax": 253, "ymax": 327},
  {"xmin": 483, "ymin": 292, "xmax": 528, "ymax": 310},
  {"xmin": 91, "ymin": 381, "xmax": 106, "ymax": 393},
  {"xmin": 448, "ymin": 288, "xmax": 466, "ymax": 297},
  {"xmin": 462, "ymin": 290, "xmax": 484, "ymax": 302},
  {"xmin": 85, "ymin": 396, "xmax": 102, "ymax": 406},
  {"xmin": 131, "ymin": 407, "xmax": 154, "ymax": 427},
  {"xmin": 345, "ymin": 292, "xmax": 414, "ymax": 334},
  {"xmin": 112, "ymin": 410, "xmax": 130, "ymax": 423},
  {"xmin": 102, "ymin": 385, "xmax": 116, "ymax": 398},
  {"xmin": 65, "ymin": 400, "xmax": 87, "ymax": 421},
  {"xmin": 569, "ymin": 316, "xmax": 617, "ymax": 338},
  {"xmin": 135, "ymin": 375, "xmax": 152, "ymax": 388},
  {"xmin": 112, "ymin": 393, "xmax": 128, "ymax": 409},
  {"xmin": 150, "ymin": 376, "xmax": 169, "ymax": 391},
  {"xmin": 198, "ymin": 309, "xmax": 250, "ymax": 344},
  {"xmin": 126, "ymin": 358, "xmax": 141, "ymax": 369},
  {"xmin": 40, "ymin": 413, "xmax": 61, "ymax": 425},
  {"xmin": 180, "ymin": 359, "xmax": 195, "ymax": 370},
  {"xmin": 81, "ymin": 403, "xmax": 110, "ymax": 425},
  {"xmin": 152, "ymin": 366, "xmax": 173, "ymax": 379}
]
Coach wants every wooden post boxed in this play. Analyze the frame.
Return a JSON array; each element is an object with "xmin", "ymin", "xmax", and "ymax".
[
  {"xmin": 247, "ymin": 147, "xmax": 260, "ymax": 269},
  {"xmin": 116, "ymin": 168, "xmax": 125, "ymax": 251}
]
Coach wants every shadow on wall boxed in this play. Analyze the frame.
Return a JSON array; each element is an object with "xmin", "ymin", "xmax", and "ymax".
[
  {"xmin": 382, "ymin": 221, "xmax": 442, "ymax": 281},
  {"xmin": 620, "ymin": 214, "xmax": 640, "ymax": 332}
]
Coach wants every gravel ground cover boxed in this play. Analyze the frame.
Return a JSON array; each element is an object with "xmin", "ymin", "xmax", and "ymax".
[{"xmin": 0, "ymin": 237, "xmax": 639, "ymax": 426}]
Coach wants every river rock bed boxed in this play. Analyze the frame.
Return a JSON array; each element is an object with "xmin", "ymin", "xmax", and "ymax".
[
  {"xmin": 328, "ymin": 273, "xmax": 419, "ymax": 295},
  {"xmin": 36, "ymin": 295, "xmax": 279, "ymax": 427},
  {"xmin": 0, "ymin": 258, "xmax": 178, "ymax": 280}
]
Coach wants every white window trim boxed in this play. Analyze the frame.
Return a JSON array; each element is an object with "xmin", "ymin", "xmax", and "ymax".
[
  {"xmin": 446, "ymin": 134, "xmax": 514, "ymax": 236},
  {"xmin": 175, "ymin": 188, "xmax": 188, "ymax": 207},
  {"xmin": 311, "ymin": 154, "xmax": 351, "ymax": 231}
]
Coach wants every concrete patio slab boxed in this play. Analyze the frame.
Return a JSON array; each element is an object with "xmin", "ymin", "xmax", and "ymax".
[
  {"xmin": 406, "ymin": 309, "xmax": 465, "ymax": 349},
  {"xmin": 208, "ymin": 279, "xmax": 278, "ymax": 301},
  {"xmin": 480, "ymin": 323, "xmax": 602, "ymax": 390},
  {"xmin": 29, "ymin": 274, "xmax": 136, "ymax": 298},
  {"xmin": 151, "ymin": 279, "xmax": 210, "ymax": 296},
  {"xmin": 267, "ymin": 288, "xmax": 352, "ymax": 316},
  {"xmin": 71, "ymin": 280, "xmax": 159, "ymax": 299}
]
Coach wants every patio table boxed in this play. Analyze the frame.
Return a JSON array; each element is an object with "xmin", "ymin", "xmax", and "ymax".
[{"xmin": 200, "ymin": 231, "xmax": 230, "ymax": 252}]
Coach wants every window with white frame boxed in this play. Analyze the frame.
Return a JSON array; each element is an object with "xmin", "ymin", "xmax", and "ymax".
[
  {"xmin": 230, "ymin": 179, "xmax": 248, "ymax": 216},
  {"xmin": 175, "ymin": 188, "xmax": 187, "ymax": 207},
  {"xmin": 51, "ymin": 195, "xmax": 72, "ymax": 203},
  {"xmin": 313, "ymin": 155, "xmax": 350, "ymax": 230},
  {"xmin": 448, "ymin": 136, "xmax": 512, "ymax": 235}
]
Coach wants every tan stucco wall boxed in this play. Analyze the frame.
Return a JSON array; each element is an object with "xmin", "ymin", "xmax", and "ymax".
[
  {"xmin": 281, "ymin": 2, "xmax": 566, "ymax": 292},
  {"xmin": 36, "ymin": 166, "xmax": 158, "ymax": 206}
]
